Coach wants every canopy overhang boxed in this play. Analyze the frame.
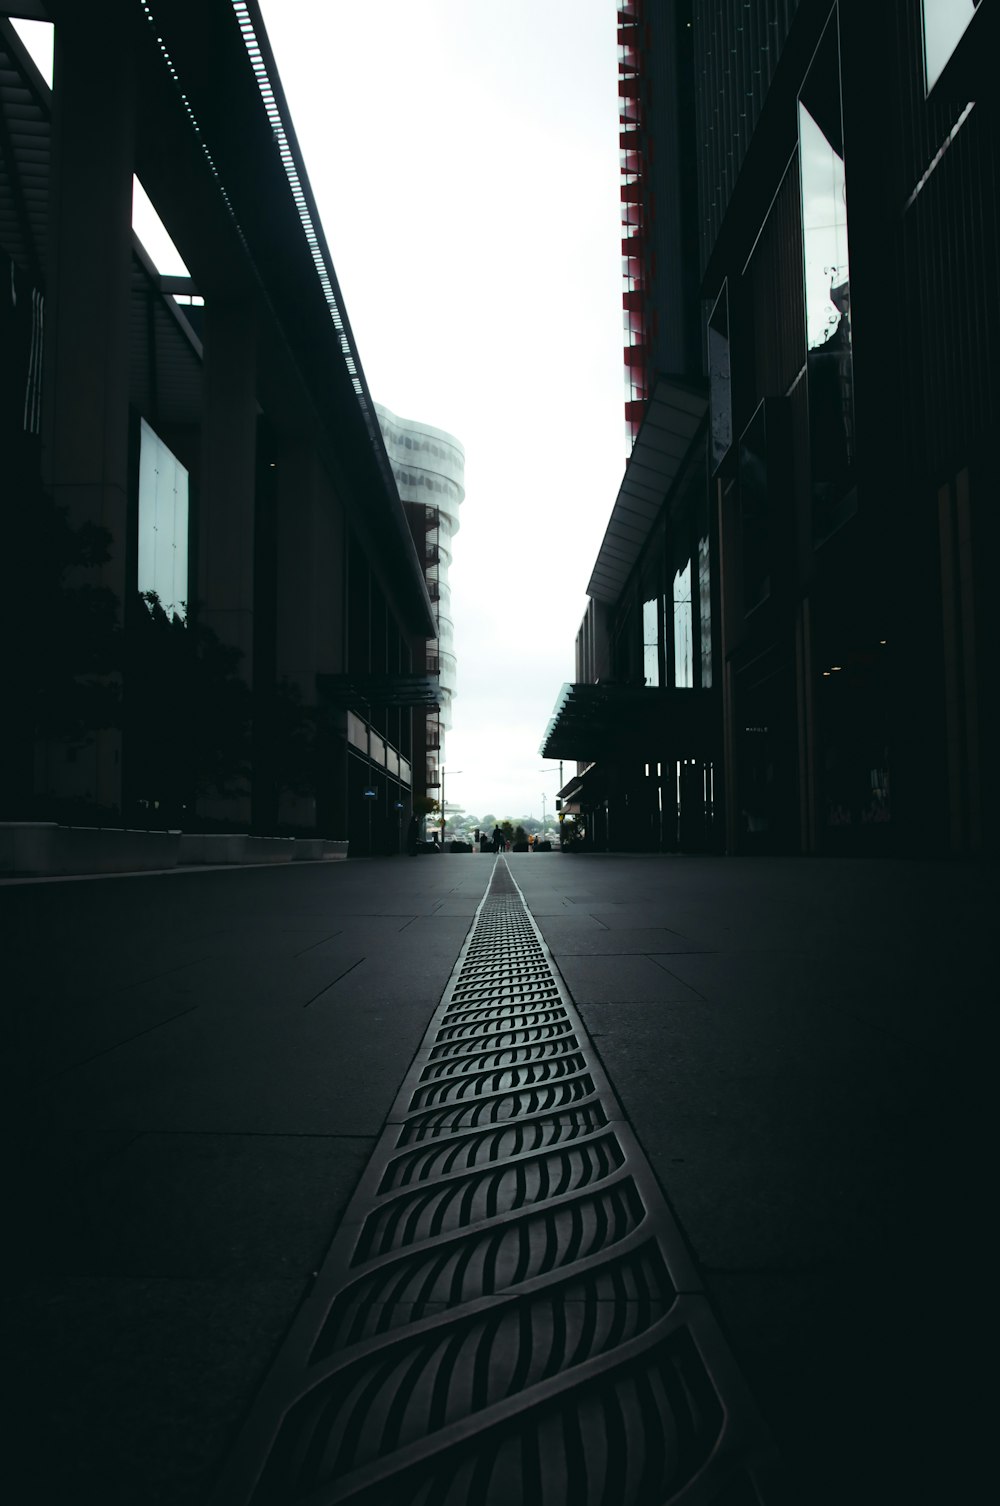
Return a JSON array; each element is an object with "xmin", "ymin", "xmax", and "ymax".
[
  {"xmin": 587, "ymin": 378, "xmax": 708, "ymax": 605},
  {"xmin": 541, "ymin": 681, "xmax": 720, "ymax": 763},
  {"xmin": 557, "ymin": 762, "xmax": 607, "ymax": 808},
  {"xmin": 318, "ymin": 674, "xmax": 441, "ymax": 711}
]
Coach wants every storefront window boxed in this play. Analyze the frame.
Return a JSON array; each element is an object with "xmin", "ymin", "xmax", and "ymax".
[{"xmin": 799, "ymin": 14, "xmax": 855, "ymax": 544}]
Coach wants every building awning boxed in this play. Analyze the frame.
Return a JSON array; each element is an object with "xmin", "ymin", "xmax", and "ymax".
[
  {"xmin": 587, "ymin": 377, "xmax": 708, "ymax": 605},
  {"xmin": 558, "ymin": 762, "xmax": 607, "ymax": 807},
  {"xmin": 318, "ymin": 674, "xmax": 441, "ymax": 710},
  {"xmin": 541, "ymin": 682, "xmax": 720, "ymax": 763}
]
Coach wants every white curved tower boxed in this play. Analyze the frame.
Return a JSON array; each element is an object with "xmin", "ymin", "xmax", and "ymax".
[{"xmin": 375, "ymin": 404, "xmax": 464, "ymax": 797}]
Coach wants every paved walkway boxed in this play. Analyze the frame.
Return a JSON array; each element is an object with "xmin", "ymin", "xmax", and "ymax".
[{"xmin": 2, "ymin": 853, "xmax": 993, "ymax": 1503}]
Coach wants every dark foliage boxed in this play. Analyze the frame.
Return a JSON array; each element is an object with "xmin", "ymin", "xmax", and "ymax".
[
  {"xmin": 17, "ymin": 496, "xmax": 122, "ymax": 743},
  {"xmin": 125, "ymin": 593, "xmax": 251, "ymax": 824}
]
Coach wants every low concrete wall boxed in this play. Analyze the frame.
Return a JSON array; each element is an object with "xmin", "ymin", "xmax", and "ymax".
[
  {"xmin": 0, "ymin": 823, "xmax": 58, "ymax": 876},
  {"xmin": 2, "ymin": 825, "xmax": 350, "ymax": 876},
  {"xmin": 178, "ymin": 833, "xmax": 248, "ymax": 865},
  {"xmin": 52, "ymin": 827, "xmax": 181, "ymax": 875},
  {"xmin": 292, "ymin": 838, "xmax": 326, "ymax": 861},
  {"xmin": 243, "ymin": 836, "xmax": 295, "ymax": 864}
]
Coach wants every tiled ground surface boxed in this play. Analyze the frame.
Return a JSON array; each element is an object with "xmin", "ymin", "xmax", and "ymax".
[
  {"xmin": 516, "ymin": 854, "xmax": 995, "ymax": 1506},
  {"xmin": 2, "ymin": 852, "xmax": 993, "ymax": 1503}
]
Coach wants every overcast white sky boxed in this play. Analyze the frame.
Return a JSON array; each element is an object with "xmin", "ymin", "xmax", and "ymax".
[
  {"xmin": 257, "ymin": 0, "xmax": 624, "ymax": 824},
  {"xmin": 15, "ymin": 2, "xmax": 625, "ymax": 826}
]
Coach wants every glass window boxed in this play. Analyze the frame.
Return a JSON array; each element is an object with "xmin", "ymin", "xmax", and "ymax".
[
  {"xmin": 922, "ymin": 0, "xmax": 977, "ymax": 92},
  {"xmin": 137, "ymin": 418, "xmax": 188, "ymax": 618},
  {"xmin": 642, "ymin": 594, "xmax": 660, "ymax": 686},
  {"xmin": 799, "ymin": 14, "xmax": 855, "ymax": 545},
  {"xmin": 698, "ymin": 529, "xmax": 712, "ymax": 688},
  {"xmin": 708, "ymin": 283, "xmax": 732, "ymax": 472},
  {"xmin": 673, "ymin": 557, "xmax": 693, "ymax": 688}
]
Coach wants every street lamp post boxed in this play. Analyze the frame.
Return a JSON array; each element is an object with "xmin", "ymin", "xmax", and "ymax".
[
  {"xmin": 440, "ymin": 768, "xmax": 462, "ymax": 846},
  {"xmin": 537, "ymin": 764, "xmax": 564, "ymax": 837}
]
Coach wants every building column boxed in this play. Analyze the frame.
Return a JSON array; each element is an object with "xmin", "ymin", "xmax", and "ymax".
[
  {"xmin": 272, "ymin": 446, "xmax": 348, "ymax": 832},
  {"xmin": 197, "ymin": 297, "xmax": 257, "ymax": 825},
  {"xmin": 41, "ymin": 9, "xmax": 136, "ymax": 817},
  {"xmin": 274, "ymin": 440, "xmax": 320, "ymax": 830}
]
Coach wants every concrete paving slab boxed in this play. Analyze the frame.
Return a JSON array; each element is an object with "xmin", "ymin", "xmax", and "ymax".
[
  {"xmin": 544, "ymin": 921, "xmax": 716, "ymax": 954},
  {"xmin": 2, "ymin": 1275, "xmax": 305, "ymax": 1506},
  {"xmin": 4, "ymin": 852, "xmax": 994, "ymax": 1505},
  {"xmin": 9, "ymin": 1132, "xmax": 375, "ymax": 1280},
  {"xmin": 35, "ymin": 991, "xmax": 434, "ymax": 1137},
  {"xmin": 706, "ymin": 1263, "xmax": 987, "ymax": 1506},
  {"xmin": 554, "ymin": 952, "xmax": 707, "ymax": 1004}
]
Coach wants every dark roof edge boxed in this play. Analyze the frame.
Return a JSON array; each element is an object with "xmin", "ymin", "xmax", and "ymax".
[{"xmin": 586, "ymin": 374, "xmax": 708, "ymax": 606}]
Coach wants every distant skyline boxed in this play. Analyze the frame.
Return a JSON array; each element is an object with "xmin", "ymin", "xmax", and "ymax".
[{"xmin": 14, "ymin": 3, "xmax": 626, "ymax": 823}]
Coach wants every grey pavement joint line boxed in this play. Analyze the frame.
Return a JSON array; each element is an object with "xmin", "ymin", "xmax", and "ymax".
[
  {"xmin": 294, "ymin": 930, "xmax": 344, "ymax": 957},
  {"xmin": 46, "ymin": 1004, "xmax": 200, "ymax": 1080},
  {"xmin": 302, "ymin": 958, "xmax": 366, "ymax": 1008},
  {"xmin": 210, "ymin": 859, "xmax": 780, "ymax": 1505}
]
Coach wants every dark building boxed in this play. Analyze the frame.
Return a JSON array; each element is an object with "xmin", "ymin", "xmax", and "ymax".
[
  {"xmin": 545, "ymin": 0, "xmax": 998, "ymax": 858},
  {"xmin": 1, "ymin": 1, "xmax": 435, "ymax": 859},
  {"xmin": 544, "ymin": 0, "xmax": 721, "ymax": 854}
]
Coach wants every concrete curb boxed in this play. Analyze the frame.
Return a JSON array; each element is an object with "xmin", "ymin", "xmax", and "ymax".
[{"xmin": 0, "ymin": 824, "xmax": 350, "ymax": 877}]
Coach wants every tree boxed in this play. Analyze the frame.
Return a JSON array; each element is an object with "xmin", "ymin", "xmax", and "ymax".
[
  {"xmin": 480, "ymin": 813, "xmax": 497, "ymax": 828},
  {"xmin": 3, "ymin": 482, "xmax": 123, "ymax": 819},
  {"xmin": 21, "ymin": 496, "xmax": 122, "ymax": 743},
  {"xmin": 125, "ymin": 592, "xmax": 251, "ymax": 826}
]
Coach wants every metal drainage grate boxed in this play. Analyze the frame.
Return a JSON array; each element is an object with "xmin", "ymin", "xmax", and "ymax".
[{"xmin": 212, "ymin": 860, "xmax": 780, "ymax": 1505}]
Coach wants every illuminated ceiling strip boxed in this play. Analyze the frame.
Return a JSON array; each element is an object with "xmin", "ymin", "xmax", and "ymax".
[
  {"xmin": 138, "ymin": 1, "xmax": 249, "ymax": 257},
  {"xmin": 137, "ymin": 2, "xmax": 370, "ymax": 408},
  {"xmin": 231, "ymin": 0, "xmax": 367, "ymax": 397}
]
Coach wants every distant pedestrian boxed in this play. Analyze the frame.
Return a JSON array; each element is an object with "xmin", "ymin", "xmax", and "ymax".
[
  {"xmin": 491, "ymin": 824, "xmax": 503, "ymax": 854},
  {"xmin": 406, "ymin": 813, "xmax": 420, "ymax": 856}
]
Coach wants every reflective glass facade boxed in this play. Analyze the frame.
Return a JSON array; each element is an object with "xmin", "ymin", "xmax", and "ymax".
[
  {"xmin": 698, "ymin": 526, "xmax": 712, "ymax": 689},
  {"xmin": 922, "ymin": 0, "xmax": 978, "ymax": 91},
  {"xmin": 137, "ymin": 417, "xmax": 188, "ymax": 618},
  {"xmin": 708, "ymin": 283, "xmax": 732, "ymax": 473},
  {"xmin": 642, "ymin": 592, "xmax": 660, "ymax": 686},
  {"xmin": 672, "ymin": 557, "xmax": 694, "ymax": 687},
  {"xmin": 799, "ymin": 16, "xmax": 855, "ymax": 544}
]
